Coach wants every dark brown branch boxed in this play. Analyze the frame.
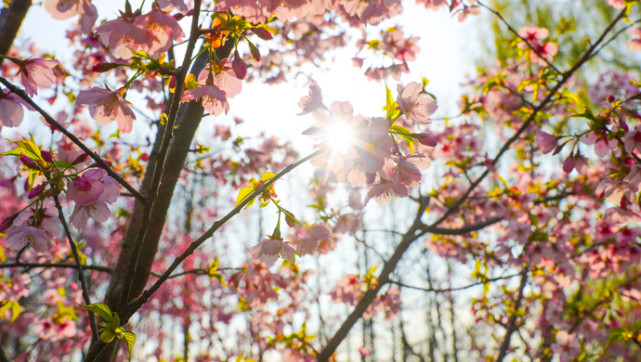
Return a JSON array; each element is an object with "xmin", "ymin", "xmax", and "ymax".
[{"xmin": 0, "ymin": 262, "xmax": 111, "ymax": 273}]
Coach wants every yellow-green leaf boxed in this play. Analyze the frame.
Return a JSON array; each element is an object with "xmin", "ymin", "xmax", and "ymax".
[
  {"xmin": 123, "ymin": 331, "xmax": 136, "ymax": 358},
  {"xmin": 79, "ymin": 303, "xmax": 113, "ymax": 322},
  {"xmin": 100, "ymin": 329, "xmax": 116, "ymax": 343}
]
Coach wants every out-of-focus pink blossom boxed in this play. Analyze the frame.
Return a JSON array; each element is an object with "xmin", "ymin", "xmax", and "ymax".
[
  {"xmin": 250, "ymin": 238, "xmax": 296, "ymax": 265},
  {"xmin": 536, "ymin": 131, "xmax": 557, "ymax": 154},
  {"xmin": 44, "ymin": 0, "xmax": 97, "ymax": 33},
  {"xmin": 298, "ymin": 79, "xmax": 327, "ymax": 121},
  {"xmin": 0, "ymin": 89, "xmax": 29, "ymax": 130},
  {"xmin": 76, "ymin": 87, "xmax": 136, "ymax": 133}
]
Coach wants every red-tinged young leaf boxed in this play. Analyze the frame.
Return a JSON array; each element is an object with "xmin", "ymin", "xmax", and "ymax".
[
  {"xmin": 251, "ymin": 27, "xmax": 273, "ymax": 40},
  {"xmin": 248, "ymin": 41, "xmax": 261, "ymax": 61}
]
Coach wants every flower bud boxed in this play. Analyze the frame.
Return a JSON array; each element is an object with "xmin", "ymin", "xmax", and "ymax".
[
  {"xmin": 28, "ymin": 183, "xmax": 46, "ymax": 199},
  {"xmin": 20, "ymin": 154, "xmax": 40, "ymax": 170},
  {"xmin": 41, "ymin": 150, "xmax": 53, "ymax": 163},
  {"xmin": 412, "ymin": 132, "xmax": 438, "ymax": 147},
  {"xmin": 0, "ymin": 214, "xmax": 17, "ymax": 233},
  {"xmin": 72, "ymin": 153, "xmax": 89, "ymax": 165}
]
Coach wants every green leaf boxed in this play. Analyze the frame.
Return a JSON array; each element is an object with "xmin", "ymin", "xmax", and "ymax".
[
  {"xmin": 235, "ymin": 185, "xmax": 255, "ymax": 208},
  {"xmin": 123, "ymin": 331, "xmax": 136, "ymax": 358},
  {"xmin": 79, "ymin": 303, "xmax": 113, "ymax": 323}
]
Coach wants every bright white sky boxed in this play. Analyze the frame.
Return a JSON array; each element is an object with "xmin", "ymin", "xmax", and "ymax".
[{"xmin": 12, "ymin": 1, "xmax": 483, "ymax": 152}]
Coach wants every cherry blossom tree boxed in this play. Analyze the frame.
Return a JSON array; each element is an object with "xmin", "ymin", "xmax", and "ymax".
[{"xmin": 1, "ymin": 0, "xmax": 641, "ymax": 361}]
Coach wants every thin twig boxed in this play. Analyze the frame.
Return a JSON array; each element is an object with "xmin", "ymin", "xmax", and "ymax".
[
  {"xmin": 391, "ymin": 272, "xmax": 521, "ymax": 293},
  {"xmin": 51, "ymin": 194, "xmax": 99, "ymax": 342}
]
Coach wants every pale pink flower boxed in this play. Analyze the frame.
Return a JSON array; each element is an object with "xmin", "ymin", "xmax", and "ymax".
[
  {"xmin": 397, "ymin": 82, "xmax": 438, "ymax": 123},
  {"xmin": 607, "ymin": 0, "xmax": 626, "ymax": 9},
  {"xmin": 17, "ymin": 58, "xmax": 57, "ymax": 96},
  {"xmin": 536, "ymin": 130, "xmax": 557, "ymax": 154},
  {"xmin": 96, "ymin": 19, "xmax": 149, "ymax": 59},
  {"xmin": 518, "ymin": 24, "xmax": 549, "ymax": 42},
  {"xmin": 76, "ymin": 87, "xmax": 136, "ymax": 133},
  {"xmin": 250, "ymin": 238, "xmax": 296, "ymax": 265},
  {"xmin": 70, "ymin": 202, "xmax": 110, "ymax": 229},
  {"xmin": 182, "ymin": 85, "xmax": 227, "ymax": 115},
  {"xmin": 133, "ymin": 10, "xmax": 185, "ymax": 58},
  {"xmin": 562, "ymin": 154, "xmax": 588, "ymax": 174},
  {"xmin": 626, "ymin": 28, "xmax": 641, "ymax": 51},
  {"xmin": 623, "ymin": 125, "xmax": 641, "ymax": 153},
  {"xmin": 44, "ymin": 0, "xmax": 97, "ymax": 33},
  {"xmin": 157, "ymin": 0, "xmax": 188, "ymax": 12},
  {"xmin": 6, "ymin": 225, "xmax": 54, "ymax": 252},
  {"xmin": 390, "ymin": 154, "xmax": 428, "ymax": 196},
  {"xmin": 296, "ymin": 224, "xmax": 331, "ymax": 255},
  {"xmin": 550, "ymin": 331, "xmax": 580, "ymax": 362}
]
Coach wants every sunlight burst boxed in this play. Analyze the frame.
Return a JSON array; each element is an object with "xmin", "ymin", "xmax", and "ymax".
[{"xmin": 324, "ymin": 121, "xmax": 355, "ymax": 152}]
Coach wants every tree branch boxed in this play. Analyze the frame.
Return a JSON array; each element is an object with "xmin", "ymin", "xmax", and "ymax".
[
  {"xmin": 0, "ymin": 77, "xmax": 146, "ymax": 203},
  {"xmin": 126, "ymin": 149, "xmax": 322, "ymax": 317}
]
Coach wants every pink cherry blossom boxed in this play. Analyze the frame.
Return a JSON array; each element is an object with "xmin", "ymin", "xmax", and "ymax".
[
  {"xmin": 562, "ymin": 154, "xmax": 588, "ymax": 174},
  {"xmin": 298, "ymin": 79, "xmax": 327, "ymax": 121},
  {"xmin": 397, "ymin": 81, "xmax": 438, "ymax": 123},
  {"xmin": 518, "ymin": 24, "xmax": 550, "ymax": 42},
  {"xmin": 623, "ymin": 125, "xmax": 641, "ymax": 153},
  {"xmin": 75, "ymin": 87, "xmax": 136, "ymax": 133},
  {"xmin": 181, "ymin": 84, "xmax": 227, "ymax": 116},
  {"xmin": 133, "ymin": 10, "xmax": 185, "ymax": 58},
  {"xmin": 295, "ymin": 224, "xmax": 331, "ymax": 255},
  {"xmin": 17, "ymin": 58, "xmax": 57, "ymax": 96},
  {"xmin": 157, "ymin": 0, "xmax": 188, "ymax": 12},
  {"xmin": 626, "ymin": 28, "xmax": 641, "ymax": 52},
  {"xmin": 70, "ymin": 202, "xmax": 111, "ymax": 230},
  {"xmin": 6, "ymin": 225, "xmax": 54, "ymax": 252},
  {"xmin": 250, "ymin": 238, "xmax": 296, "ymax": 265},
  {"xmin": 95, "ymin": 19, "xmax": 149, "ymax": 59}
]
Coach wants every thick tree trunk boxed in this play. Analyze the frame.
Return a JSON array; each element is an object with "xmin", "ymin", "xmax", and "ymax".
[{"xmin": 0, "ymin": 0, "xmax": 32, "ymax": 63}]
